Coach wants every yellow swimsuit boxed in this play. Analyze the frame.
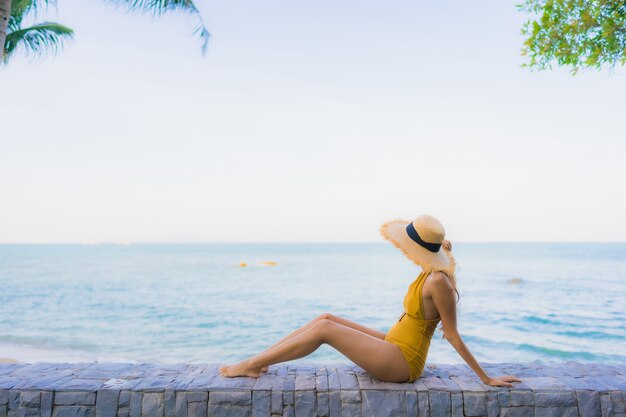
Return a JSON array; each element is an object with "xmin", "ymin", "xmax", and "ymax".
[{"xmin": 383, "ymin": 269, "xmax": 440, "ymax": 382}]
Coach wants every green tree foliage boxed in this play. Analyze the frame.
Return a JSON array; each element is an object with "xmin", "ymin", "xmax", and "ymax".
[
  {"xmin": 518, "ymin": 0, "xmax": 626, "ymax": 73},
  {"xmin": 3, "ymin": 0, "xmax": 73, "ymax": 64},
  {"xmin": 103, "ymin": 0, "xmax": 210, "ymax": 54},
  {"xmin": 2, "ymin": 0, "xmax": 209, "ymax": 65}
]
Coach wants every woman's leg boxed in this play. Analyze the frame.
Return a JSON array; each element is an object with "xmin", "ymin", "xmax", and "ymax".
[
  {"xmin": 258, "ymin": 314, "xmax": 327, "ymax": 354},
  {"xmin": 324, "ymin": 313, "xmax": 387, "ymax": 340},
  {"xmin": 260, "ymin": 313, "xmax": 386, "ymax": 354},
  {"xmin": 255, "ymin": 313, "xmax": 387, "ymax": 372},
  {"xmin": 219, "ymin": 319, "xmax": 410, "ymax": 383},
  {"xmin": 253, "ymin": 314, "xmax": 327, "ymax": 373}
]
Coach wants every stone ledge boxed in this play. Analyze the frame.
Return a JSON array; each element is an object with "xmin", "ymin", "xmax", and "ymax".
[{"xmin": 1, "ymin": 361, "xmax": 625, "ymax": 417}]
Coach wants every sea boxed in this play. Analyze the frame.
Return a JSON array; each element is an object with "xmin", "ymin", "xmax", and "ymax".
[{"xmin": 0, "ymin": 243, "xmax": 624, "ymax": 365}]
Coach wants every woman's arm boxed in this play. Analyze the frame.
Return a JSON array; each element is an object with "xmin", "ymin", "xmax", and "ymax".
[{"xmin": 429, "ymin": 272, "xmax": 521, "ymax": 387}]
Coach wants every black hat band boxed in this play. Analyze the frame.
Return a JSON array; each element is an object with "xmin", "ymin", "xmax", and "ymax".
[{"xmin": 405, "ymin": 222, "xmax": 442, "ymax": 253}]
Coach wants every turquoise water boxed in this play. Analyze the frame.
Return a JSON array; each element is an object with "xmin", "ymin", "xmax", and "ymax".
[{"xmin": 0, "ymin": 243, "xmax": 625, "ymax": 365}]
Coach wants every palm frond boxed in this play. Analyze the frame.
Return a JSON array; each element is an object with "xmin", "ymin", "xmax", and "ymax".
[
  {"xmin": 9, "ymin": 0, "xmax": 57, "ymax": 32},
  {"xmin": 104, "ymin": 0, "xmax": 198, "ymax": 15},
  {"xmin": 104, "ymin": 0, "xmax": 210, "ymax": 53},
  {"xmin": 3, "ymin": 21, "xmax": 73, "ymax": 63},
  {"xmin": 11, "ymin": 0, "xmax": 56, "ymax": 18}
]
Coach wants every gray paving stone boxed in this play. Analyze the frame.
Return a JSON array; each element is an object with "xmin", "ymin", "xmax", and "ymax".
[
  {"xmin": 270, "ymin": 391, "xmax": 282, "ymax": 415},
  {"xmin": 422, "ymin": 377, "xmax": 448, "ymax": 392},
  {"xmin": 341, "ymin": 390, "xmax": 360, "ymax": 417},
  {"xmin": 611, "ymin": 391, "xmax": 625, "ymax": 413},
  {"xmin": 497, "ymin": 391, "xmax": 511, "ymax": 408},
  {"xmin": 8, "ymin": 392, "xmax": 20, "ymax": 410},
  {"xmin": 163, "ymin": 390, "xmax": 175, "ymax": 417},
  {"xmin": 510, "ymin": 390, "xmax": 534, "ymax": 407},
  {"xmin": 451, "ymin": 393, "xmax": 463, "ymax": 417},
  {"xmin": 295, "ymin": 372, "xmax": 316, "ymax": 392},
  {"xmin": 51, "ymin": 406, "xmax": 95, "ymax": 417},
  {"xmin": 41, "ymin": 391, "xmax": 53, "ymax": 417},
  {"xmin": 576, "ymin": 390, "xmax": 601, "ymax": 417},
  {"xmin": 361, "ymin": 390, "xmax": 404, "ymax": 417},
  {"xmin": 141, "ymin": 393, "xmax": 163, "ymax": 417},
  {"xmin": 184, "ymin": 392, "xmax": 206, "ymax": 403},
  {"xmin": 405, "ymin": 392, "xmax": 417, "ymax": 417},
  {"xmin": 173, "ymin": 366, "xmax": 207, "ymax": 391},
  {"xmin": 356, "ymin": 374, "xmax": 409, "ymax": 392},
  {"xmin": 17, "ymin": 407, "xmax": 39, "ymax": 417},
  {"xmin": 429, "ymin": 391, "xmax": 451, "ymax": 417},
  {"xmin": 95, "ymin": 390, "xmax": 118, "ymax": 417},
  {"xmin": 294, "ymin": 391, "xmax": 315, "ymax": 417},
  {"xmin": 18, "ymin": 372, "xmax": 75, "ymax": 391},
  {"xmin": 449, "ymin": 377, "xmax": 485, "ymax": 392},
  {"xmin": 327, "ymin": 369, "xmax": 340, "ymax": 391},
  {"xmin": 418, "ymin": 391, "xmax": 430, "ymax": 417},
  {"xmin": 54, "ymin": 393, "xmax": 96, "ymax": 406},
  {"xmin": 282, "ymin": 405, "xmax": 293, "ymax": 417},
  {"xmin": 283, "ymin": 373, "xmax": 295, "ymax": 394},
  {"xmin": 524, "ymin": 377, "xmax": 573, "ymax": 392},
  {"xmin": 174, "ymin": 393, "xmax": 186, "ymax": 417},
  {"xmin": 439, "ymin": 378, "xmax": 462, "ymax": 394},
  {"xmin": 499, "ymin": 406, "xmax": 533, "ymax": 417},
  {"xmin": 315, "ymin": 367, "xmax": 329, "ymax": 392},
  {"xmin": 186, "ymin": 402, "xmax": 206, "ymax": 417},
  {"xmin": 534, "ymin": 391, "xmax": 576, "ymax": 407},
  {"xmin": 119, "ymin": 392, "xmax": 131, "ymax": 409},
  {"xmin": 252, "ymin": 391, "xmax": 270, "ymax": 417},
  {"xmin": 0, "ymin": 391, "xmax": 8, "ymax": 405},
  {"xmin": 338, "ymin": 372, "xmax": 359, "ymax": 391},
  {"xmin": 0, "ymin": 405, "xmax": 6, "ymax": 417},
  {"xmin": 317, "ymin": 391, "xmax": 329, "ymax": 417},
  {"xmin": 463, "ymin": 392, "xmax": 486, "ymax": 417},
  {"xmin": 208, "ymin": 391, "xmax": 251, "ymax": 406},
  {"xmin": 328, "ymin": 391, "xmax": 340, "ymax": 417},
  {"xmin": 56, "ymin": 380, "xmax": 104, "ymax": 392},
  {"xmin": 129, "ymin": 391, "xmax": 142, "ymax": 417},
  {"xmin": 600, "ymin": 377, "xmax": 626, "ymax": 391},
  {"xmin": 601, "ymin": 394, "xmax": 613, "ymax": 417},
  {"xmin": 534, "ymin": 406, "xmax": 578, "ymax": 417},
  {"xmin": 19, "ymin": 392, "xmax": 40, "ymax": 407},
  {"xmin": 251, "ymin": 374, "xmax": 274, "ymax": 391},
  {"xmin": 485, "ymin": 392, "xmax": 498, "ymax": 417},
  {"xmin": 282, "ymin": 389, "xmax": 293, "ymax": 407}
]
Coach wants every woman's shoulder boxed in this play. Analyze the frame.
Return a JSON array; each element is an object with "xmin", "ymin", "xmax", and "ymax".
[{"xmin": 426, "ymin": 270, "xmax": 455, "ymax": 289}]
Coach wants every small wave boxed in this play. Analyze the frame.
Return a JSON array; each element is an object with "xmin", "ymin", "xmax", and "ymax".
[
  {"xmin": 523, "ymin": 315, "xmax": 561, "ymax": 325},
  {"xmin": 554, "ymin": 330, "xmax": 625, "ymax": 340},
  {"xmin": 516, "ymin": 343, "xmax": 606, "ymax": 361}
]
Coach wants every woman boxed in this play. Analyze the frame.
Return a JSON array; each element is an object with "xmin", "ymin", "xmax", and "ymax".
[{"xmin": 219, "ymin": 214, "xmax": 522, "ymax": 387}]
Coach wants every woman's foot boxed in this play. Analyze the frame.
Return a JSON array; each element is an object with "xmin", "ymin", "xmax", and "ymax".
[{"xmin": 219, "ymin": 360, "xmax": 264, "ymax": 378}]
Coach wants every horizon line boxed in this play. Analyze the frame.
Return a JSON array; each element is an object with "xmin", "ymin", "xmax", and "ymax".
[{"xmin": 1, "ymin": 241, "xmax": 625, "ymax": 245}]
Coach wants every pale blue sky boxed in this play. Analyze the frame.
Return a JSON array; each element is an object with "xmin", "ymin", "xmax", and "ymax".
[{"xmin": 1, "ymin": 0, "xmax": 625, "ymax": 243}]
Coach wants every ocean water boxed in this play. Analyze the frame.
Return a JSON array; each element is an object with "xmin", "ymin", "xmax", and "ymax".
[{"xmin": 0, "ymin": 243, "xmax": 625, "ymax": 365}]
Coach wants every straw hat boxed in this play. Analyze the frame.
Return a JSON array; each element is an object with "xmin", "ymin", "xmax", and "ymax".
[{"xmin": 380, "ymin": 214, "xmax": 456, "ymax": 276}]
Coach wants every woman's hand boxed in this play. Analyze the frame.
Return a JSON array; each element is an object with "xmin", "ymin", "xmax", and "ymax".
[
  {"xmin": 442, "ymin": 239, "xmax": 452, "ymax": 251},
  {"xmin": 484, "ymin": 375, "xmax": 522, "ymax": 387}
]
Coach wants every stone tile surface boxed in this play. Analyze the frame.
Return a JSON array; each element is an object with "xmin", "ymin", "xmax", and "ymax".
[{"xmin": 0, "ymin": 362, "xmax": 623, "ymax": 417}]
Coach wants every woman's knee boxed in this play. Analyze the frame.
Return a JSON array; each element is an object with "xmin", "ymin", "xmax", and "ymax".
[
  {"xmin": 317, "ymin": 312, "xmax": 335, "ymax": 322},
  {"xmin": 312, "ymin": 318, "xmax": 335, "ymax": 342}
]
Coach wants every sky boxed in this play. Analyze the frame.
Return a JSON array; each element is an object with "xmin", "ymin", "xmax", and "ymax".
[{"xmin": 1, "ymin": 0, "xmax": 626, "ymax": 243}]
